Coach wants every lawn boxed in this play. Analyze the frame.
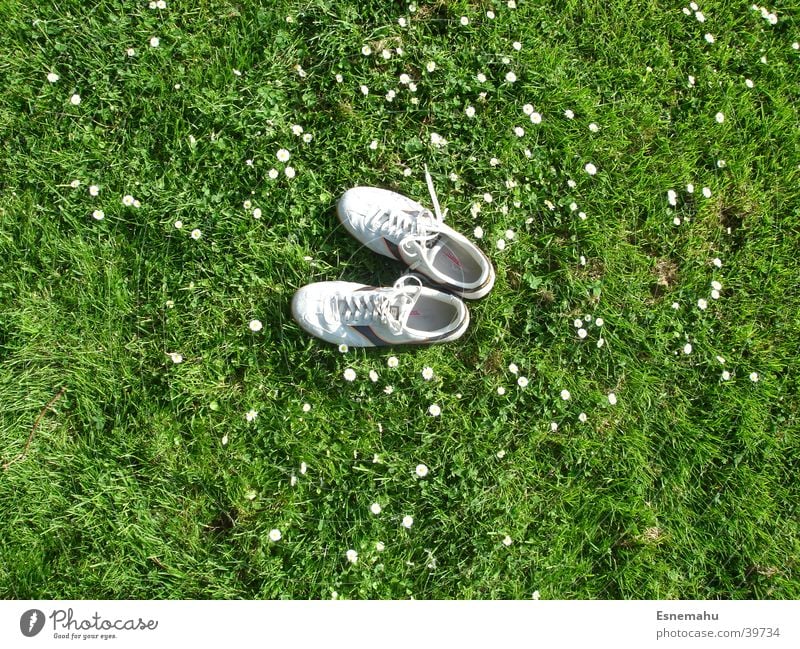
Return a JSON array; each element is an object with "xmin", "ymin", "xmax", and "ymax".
[{"xmin": 0, "ymin": 0, "xmax": 798, "ymax": 599}]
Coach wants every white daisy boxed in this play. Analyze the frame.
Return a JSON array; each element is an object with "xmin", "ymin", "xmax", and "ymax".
[
  {"xmin": 550, "ymin": 422, "xmax": 558, "ymax": 432},
  {"xmin": 476, "ymin": 72, "xmax": 487, "ymax": 83},
  {"xmin": 460, "ymin": 16, "xmax": 469, "ymax": 26},
  {"xmin": 370, "ymin": 502, "xmax": 382, "ymax": 515},
  {"xmin": 473, "ymin": 226, "xmax": 483, "ymax": 238},
  {"xmin": 126, "ymin": 48, "xmax": 135, "ymax": 57},
  {"xmin": 497, "ymin": 386, "xmax": 506, "ymax": 395},
  {"xmin": 588, "ymin": 122, "xmax": 599, "ymax": 133},
  {"xmin": 595, "ymin": 318, "xmax": 604, "ymax": 327},
  {"xmin": 246, "ymin": 409, "xmax": 258, "ymax": 422},
  {"xmin": 70, "ymin": 94, "xmax": 81, "ymax": 105},
  {"xmin": 749, "ymin": 372, "xmax": 759, "ymax": 382},
  {"xmin": 343, "ymin": 368, "xmax": 356, "ymax": 382},
  {"xmin": 276, "ymin": 148, "xmax": 291, "ymax": 162},
  {"xmin": 560, "ymin": 389, "xmax": 571, "ymax": 400},
  {"xmin": 384, "ymin": 385, "xmax": 394, "ymax": 395},
  {"xmin": 346, "ymin": 549, "xmax": 358, "ymax": 564},
  {"xmin": 715, "ymin": 112, "xmax": 725, "ymax": 123},
  {"xmin": 174, "ymin": 220, "xmax": 182, "ymax": 229},
  {"xmin": 702, "ymin": 187, "xmax": 712, "ymax": 198},
  {"xmin": 150, "ymin": 36, "xmax": 160, "ymax": 47},
  {"xmin": 508, "ymin": 363, "xmax": 519, "ymax": 375},
  {"xmin": 502, "ymin": 535, "xmax": 513, "ymax": 546},
  {"xmin": 704, "ymin": 33, "xmax": 715, "ymax": 43},
  {"xmin": 517, "ymin": 376, "xmax": 529, "ymax": 388},
  {"xmin": 92, "ymin": 210, "xmax": 105, "ymax": 220},
  {"xmin": 597, "ymin": 337, "xmax": 605, "ymax": 348},
  {"xmin": 191, "ymin": 228, "xmax": 201, "ymax": 240},
  {"xmin": 361, "ymin": 45, "xmax": 372, "ymax": 56},
  {"xmin": 683, "ymin": 343, "xmax": 693, "ymax": 354},
  {"xmin": 252, "ymin": 208, "xmax": 262, "ymax": 219},
  {"xmin": 496, "ymin": 238, "xmax": 506, "ymax": 250},
  {"xmin": 564, "ymin": 109, "xmax": 574, "ymax": 119},
  {"xmin": 302, "ymin": 403, "xmax": 311, "ymax": 413},
  {"xmin": 686, "ymin": 183, "xmax": 695, "ymax": 193},
  {"xmin": 369, "ymin": 370, "xmax": 378, "ymax": 382},
  {"xmin": 421, "ymin": 367, "xmax": 434, "ymax": 380},
  {"xmin": 387, "ymin": 356, "xmax": 399, "ymax": 368},
  {"xmin": 530, "ymin": 112, "xmax": 542, "ymax": 124},
  {"xmin": 284, "ymin": 166, "xmax": 296, "ymax": 179},
  {"xmin": 505, "ymin": 71, "xmax": 517, "ymax": 83},
  {"xmin": 514, "ymin": 126, "xmax": 525, "ymax": 137},
  {"xmin": 415, "ymin": 464, "xmax": 429, "ymax": 478},
  {"xmin": 722, "ymin": 370, "xmax": 731, "ymax": 381},
  {"xmin": 268, "ymin": 168, "xmax": 279, "ymax": 179},
  {"xmin": 268, "ymin": 528, "xmax": 281, "ymax": 542},
  {"xmin": 428, "ymin": 404, "xmax": 441, "ymax": 417},
  {"xmin": 713, "ymin": 257, "xmax": 722, "ymax": 268},
  {"xmin": 578, "ymin": 412, "xmax": 587, "ymax": 423},
  {"xmin": 698, "ymin": 298, "xmax": 708, "ymax": 310},
  {"xmin": 667, "ymin": 189, "xmax": 677, "ymax": 206},
  {"xmin": 585, "ymin": 163, "xmax": 597, "ymax": 175},
  {"xmin": 169, "ymin": 352, "xmax": 183, "ymax": 364},
  {"xmin": 402, "ymin": 515, "xmax": 414, "ymax": 528},
  {"xmin": 608, "ymin": 393, "xmax": 617, "ymax": 405},
  {"xmin": 426, "ymin": 61, "xmax": 436, "ymax": 73},
  {"xmin": 249, "ymin": 319, "xmax": 263, "ymax": 332}
]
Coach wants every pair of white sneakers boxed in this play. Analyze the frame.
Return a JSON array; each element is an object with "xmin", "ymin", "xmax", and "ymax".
[{"xmin": 291, "ymin": 168, "xmax": 496, "ymax": 347}]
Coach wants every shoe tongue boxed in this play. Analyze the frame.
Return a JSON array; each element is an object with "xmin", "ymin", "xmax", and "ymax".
[{"xmin": 386, "ymin": 288, "xmax": 417, "ymax": 326}]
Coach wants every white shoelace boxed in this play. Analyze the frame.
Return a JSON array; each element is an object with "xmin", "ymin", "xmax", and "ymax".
[
  {"xmin": 365, "ymin": 166, "xmax": 447, "ymax": 252},
  {"xmin": 332, "ymin": 276, "xmax": 423, "ymax": 334}
]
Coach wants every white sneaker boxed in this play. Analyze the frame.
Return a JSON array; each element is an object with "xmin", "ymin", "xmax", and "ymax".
[
  {"xmin": 291, "ymin": 275, "xmax": 469, "ymax": 347},
  {"xmin": 337, "ymin": 167, "xmax": 495, "ymax": 299}
]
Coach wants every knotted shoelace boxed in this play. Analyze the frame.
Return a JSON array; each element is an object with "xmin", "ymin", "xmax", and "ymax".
[{"xmin": 332, "ymin": 276, "xmax": 423, "ymax": 334}]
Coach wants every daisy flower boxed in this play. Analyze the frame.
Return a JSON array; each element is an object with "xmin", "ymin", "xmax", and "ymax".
[
  {"xmin": 702, "ymin": 187, "xmax": 712, "ymax": 198},
  {"xmin": 704, "ymin": 33, "xmax": 715, "ymax": 43},
  {"xmin": 517, "ymin": 376, "xmax": 529, "ymax": 388},
  {"xmin": 268, "ymin": 168, "xmax": 279, "ymax": 179},
  {"xmin": 249, "ymin": 319, "xmax": 263, "ymax": 332},
  {"xmin": 585, "ymin": 163, "xmax": 597, "ymax": 175},
  {"xmin": 698, "ymin": 298, "xmax": 708, "ymax": 310},
  {"xmin": 749, "ymin": 372, "xmax": 759, "ymax": 382},
  {"xmin": 502, "ymin": 535, "xmax": 513, "ymax": 546},
  {"xmin": 530, "ymin": 112, "xmax": 542, "ymax": 124},
  {"xmin": 369, "ymin": 370, "xmax": 378, "ymax": 382},
  {"xmin": 150, "ymin": 36, "xmax": 160, "ymax": 47},
  {"xmin": 715, "ymin": 112, "xmax": 725, "ymax": 123},
  {"xmin": 361, "ymin": 45, "xmax": 372, "ymax": 56},
  {"xmin": 415, "ymin": 464, "xmax": 429, "ymax": 478},
  {"xmin": 473, "ymin": 226, "xmax": 483, "ymax": 238},
  {"xmin": 402, "ymin": 515, "xmax": 414, "ymax": 529},
  {"xmin": 92, "ymin": 210, "xmax": 105, "ymax": 220},
  {"xmin": 608, "ymin": 393, "xmax": 617, "ymax": 405},
  {"xmin": 477, "ymin": 72, "xmax": 487, "ymax": 83},
  {"xmin": 387, "ymin": 356, "xmax": 399, "ymax": 368},
  {"xmin": 683, "ymin": 343, "xmax": 693, "ymax": 354},
  {"xmin": 370, "ymin": 503, "xmax": 382, "ymax": 515},
  {"xmin": 276, "ymin": 148, "xmax": 291, "ymax": 162},
  {"xmin": 460, "ymin": 16, "xmax": 469, "ymax": 26},
  {"xmin": 346, "ymin": 549, "xmax": 358, "ymax": 564},
  {"xmin": 722, "ymin": 370, "xmax": 731, "ymax": 381},
  {"xmin": 246, "ymin": 409, "xmax": 258, "ymax": 422},
  {"xmin": 560, "ymin": 389, "xmax": 571, "ymax": 400},
  {"xmin": 588, "ymin": 122, "xmax": 599, "ymax": 132},
  {"xmin": 300, "ymin": 461, "xmax": 308, "ymax": 474},
  {"xmin": 269, "ymin": 529, "xmax": 281, "ymax": 542},
  {"xmin": 47, "ymin": 72, "xmax": 59, "ymax": 83},
  {"xmin": 343, "ymin": 368, "xmax": 356, "ymax": 382},
  {"xmin": 505, "ymin": 71, "xmax": 517, "ymax": 83},
  {"xmin": 169, "ymin": 352, "xmax": 183, "ymax": 364},
  {"xmin": 514, "ymin": 126, "xmax": 525, "ymax": 137},
  {"xmin": 564, "ymin": 109, "xmax": 575, "ymax": 119},
  {"xmin": 191, "ymin": 228, "xmax": 201, "ymax": 240},
  {"xmin": 421, "ymin": 367, "xmax": 434, "ymax": 380},
  {"xmin": 252, "ymin": 208, "xmax": 262, "ymax": 219},
  {"xmin": 302, "ymin": 403, "xmax": 311, "ymax": 413},
  {"xmin": 284, "ymin": 166, "xmax": 296, "ymax": 179},
  {"xmin": 426, "ymin": 61, "xmax": 436, "ymax": 73},
  {"xmin": 497, "ymin": 386, "xmax": 506, "ymax": 395},
  {"xmin": 70, "ymin": 94, "xmax": 81, "ymax": 105},
  {"xmin": 428, "ymin": 404, "xmax": 441, "ymax": 417},
  {"xmin": 578, "ymin": 412, "xmax": 587, "ymax": 423}
]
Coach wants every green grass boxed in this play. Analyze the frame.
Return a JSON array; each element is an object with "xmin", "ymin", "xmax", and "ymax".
[{"xmin": 1, "ymin": 0, "xmax": 798, "ymax": 599}]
